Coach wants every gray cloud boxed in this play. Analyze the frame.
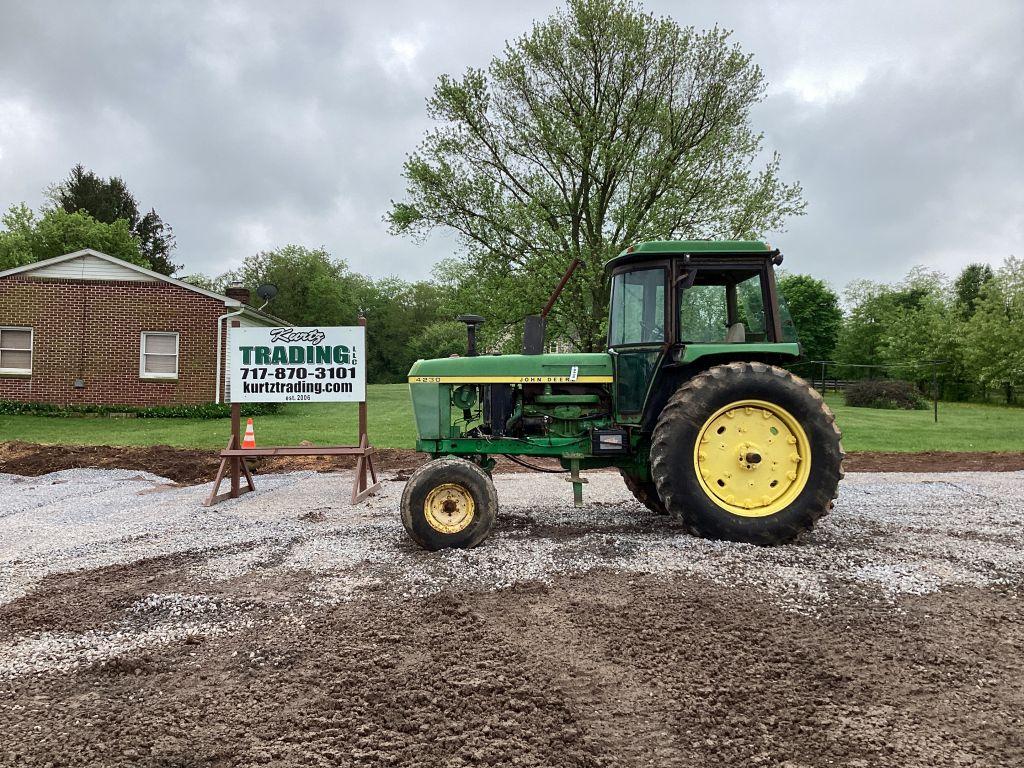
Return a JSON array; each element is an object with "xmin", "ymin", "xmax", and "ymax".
[{"xmin": 0, "ymin": 0, "xmax": 1020, "ymax": 291}]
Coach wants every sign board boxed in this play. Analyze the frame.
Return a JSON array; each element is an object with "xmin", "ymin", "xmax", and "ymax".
[{"xmin": 229, "ymin": 326, "xmax": 365, "ymax": 403}]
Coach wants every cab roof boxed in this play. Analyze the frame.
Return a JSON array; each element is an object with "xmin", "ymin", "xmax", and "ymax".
[{"xmin": 605, "ymin": 240, "xmax": 777, "ymax": 271}]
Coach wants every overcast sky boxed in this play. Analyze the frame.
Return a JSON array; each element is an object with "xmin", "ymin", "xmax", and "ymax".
[{"xmin": 1, "ymin": 0, "xmax": 1021, "ymax": 292}]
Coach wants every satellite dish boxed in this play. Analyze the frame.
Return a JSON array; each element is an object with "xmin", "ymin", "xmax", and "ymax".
[{"xmin": 256, "ymin": 284, "xmax": 278, "ymax": 303}]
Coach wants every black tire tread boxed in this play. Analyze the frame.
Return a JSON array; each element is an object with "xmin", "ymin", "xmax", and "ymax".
[
  {"xmin": 650, "ymin": 361, "xmax": 844, "ymax": 545},
  {"xmin": 401, "ymin": 457, "xmax": 498, "ymax": 550},
  {"xmin": 619, "ymin": 469, "xmax": 668, "ymax": 515}
]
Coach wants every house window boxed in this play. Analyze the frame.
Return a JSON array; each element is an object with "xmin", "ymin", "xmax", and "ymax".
[
  {"xmin": 140, "ymin": 332, "xmax": 179, "ymax": 379},
  {"xmin": 0, "ymin": 327, "xmax": 32, "ymax": 374}
]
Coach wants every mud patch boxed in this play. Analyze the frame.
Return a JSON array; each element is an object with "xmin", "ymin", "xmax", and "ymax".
[
  {"xmin": 298, "ymin": 507, "xmax": 329, "ymax": 523},
  {"xmin": 844, "ymin": 450, "xmax": 1024, "ymax": 472},
  {"xmin": 0, "ymin": 574, "xmax": 1021, "ymax": 767},
  {"xmin": 0, "ymin": 554, "xmax": 195, "ymax": 638},
  {"xmin": 6, "ymin": 440, "xmax": 1022, "ymax": 483},
  {"xmin": 0, "ymin": 440, "xmax": 427, "ymax": 484}
]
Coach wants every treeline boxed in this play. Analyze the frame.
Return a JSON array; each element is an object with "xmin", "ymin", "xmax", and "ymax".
[
  {"xmin": 3, "ymin": 165, "xmax": 1020, "ymax": 396},
  {"xmin": 188, "ymin": 251, "xmax": 1023, "ymax": 402},
  {"xmin": 0, "ymin": 165, "xmax": 177, "ymax": 275},
  {"xmin": 776, "ymin": 260, "xmax": 1023, "ymax": 404},
  {"xmin": 834, "ymin": 259, "xmax": 1023, "ymax": 403},
  {"xmin": 184, "ymin": 245, "xmax": 467, "ymax": 383}
]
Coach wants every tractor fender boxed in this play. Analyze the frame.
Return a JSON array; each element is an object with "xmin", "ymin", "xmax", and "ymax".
[{"xmin": 642, "ymin": 352, "xmax": 801, "ymax": 434}]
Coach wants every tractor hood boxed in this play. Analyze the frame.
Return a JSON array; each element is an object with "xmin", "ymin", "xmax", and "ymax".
[{"xmin": 408, "ymin": 353, "xmax": 613, "ymax": 384}]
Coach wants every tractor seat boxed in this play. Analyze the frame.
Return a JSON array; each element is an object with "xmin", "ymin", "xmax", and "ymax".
[{"xmin": 726, "ymin": 323, "xmax": 746, "ymax": 343}]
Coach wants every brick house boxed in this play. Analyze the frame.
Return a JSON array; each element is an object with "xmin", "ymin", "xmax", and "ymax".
[{"xmin": 0, "ymin": 249, "xmax": 282, "ymax": 407}]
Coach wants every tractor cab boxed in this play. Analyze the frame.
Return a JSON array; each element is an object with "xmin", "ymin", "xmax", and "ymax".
[{"xmin": 605, "ymin": 240, "xmax": 798, "ymax": 425}]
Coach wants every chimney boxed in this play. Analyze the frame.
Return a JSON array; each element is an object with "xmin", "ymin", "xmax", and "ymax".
[{"xmin": 225, "ymin": 281, "xmax": 251, "ymax": 305}]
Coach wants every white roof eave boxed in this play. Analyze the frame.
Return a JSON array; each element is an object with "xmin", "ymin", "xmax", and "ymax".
[{"xmin": 0, "ymin": 248, "xmax": 243, "ymax": 307}]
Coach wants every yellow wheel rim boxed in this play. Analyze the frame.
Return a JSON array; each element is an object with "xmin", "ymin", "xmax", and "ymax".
[
  {"xmin": 423, "ymin": 483, "xmax": 475, "ymax": 534},
  {"xmin": 693, "ymin": 399, "xmax": 811, "ymax": 518}
]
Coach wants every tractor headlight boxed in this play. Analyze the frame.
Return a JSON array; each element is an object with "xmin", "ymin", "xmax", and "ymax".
[{"xmin": 592, "ymin": 428, "xmax": 628, "ymax": 454}]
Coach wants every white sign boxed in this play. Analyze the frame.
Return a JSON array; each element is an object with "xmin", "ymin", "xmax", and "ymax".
[{"xmin": 229, "ymin": 326, "xmax": 366, "ymax": 403}]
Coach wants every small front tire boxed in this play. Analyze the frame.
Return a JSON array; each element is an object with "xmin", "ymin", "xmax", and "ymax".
[{"xmin": 401, "ymin": 457, "xmax": 498, "ymax": 551}]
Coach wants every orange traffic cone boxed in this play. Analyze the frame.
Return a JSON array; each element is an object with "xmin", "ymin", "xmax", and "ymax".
[{"xmin": 241, "ymin": 418, "xmax": 257, "ymax": 449}]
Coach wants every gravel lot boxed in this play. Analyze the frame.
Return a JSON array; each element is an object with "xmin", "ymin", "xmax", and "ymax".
[{"xmin": 2, "ymin": 468, "xmax": 1023, "ymax": 767}]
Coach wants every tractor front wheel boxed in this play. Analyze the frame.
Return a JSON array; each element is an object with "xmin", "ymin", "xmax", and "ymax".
[
  {"xmin": 401, "ymin": 457, "xmax": 498, "ymax": 551},
  {"xmin": 651, "ymin": 362, "xmax": 843, "ymax": 545}
]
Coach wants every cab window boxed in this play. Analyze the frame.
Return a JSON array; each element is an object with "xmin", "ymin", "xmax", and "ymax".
[
  {"xmin": 678, "ymin": 268, "xmax": 768, "ymax": 343},
  {"xmin": 736, "ymin": 274, "xmax": 767, "ymax": 339},
  {"xmin": 777, "ymin": 292, "xmax": 799, "ymax": 343},
  {"xmin": 678, "ymin": 284, "xmax": 728, "ymax": 342},
  {"xmin": 609, "ymin": 268, "xmax": 666, "ymax": 346}
]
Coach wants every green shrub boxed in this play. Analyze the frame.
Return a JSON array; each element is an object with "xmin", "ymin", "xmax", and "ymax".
[
  {"xmin": 844, "ymin": 379, "xmax": 928, "ymax": 410},
  {"xmin": 0, "ymin": 400, "xmax": 282, "ymax": 419}
]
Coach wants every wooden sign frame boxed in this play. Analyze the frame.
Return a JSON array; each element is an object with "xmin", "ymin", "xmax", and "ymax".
[{"xmin": 203, "ymin": 316, "xmax": 381, "ymax": 507}]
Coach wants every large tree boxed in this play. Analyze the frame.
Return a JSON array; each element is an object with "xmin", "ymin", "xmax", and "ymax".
[
  {"xmin": 389, "ymin": 0, "xmax": 804, "ymax": 351},
  {"xmin": 776, "ymin": 273, "xmax": 841, "ymax": 364},
  {"xmin": 963, "ymin": 257, "xmax": 1024, "ymax": 403},
  {"xmin": 49, "ymin": 164, "xmax": 179, "ymax": 275},
  {"xmin": 953, "ymin": 262, "xmax": 994, "ymax": 319},
  {"xmin": 0, "ymin": 203, "xmax": 146, "ymax": 271},
  {"xmin": 223, "ymin": 245, "xmax": 362, "ymax": 328},
  {"xmin": 192, "ymin": 246, "xmax": 455, "ymax": 382}
]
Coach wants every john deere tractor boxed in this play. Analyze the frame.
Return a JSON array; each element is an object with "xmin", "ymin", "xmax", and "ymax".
[{"xmin": 403, "ymin": 240, "xmax": 843, "ymax": 550}]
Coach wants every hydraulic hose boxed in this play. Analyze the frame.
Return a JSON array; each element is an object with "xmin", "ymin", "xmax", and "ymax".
[{"xmin": 501, "ymin": 454, "xmax": 570, "ymax": 473}]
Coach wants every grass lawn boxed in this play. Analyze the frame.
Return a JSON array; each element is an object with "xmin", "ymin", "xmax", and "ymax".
[
  {"xmin": 0, "ymin": 385, "xmax": 1021, "ymax": 453},
  {"xmin": 824, "ymin": 394, "xmax": 1024, "ymax": 452},
  {"xmin": 0, "ymin": 384, "xmax": 415, "ymax": 450}
]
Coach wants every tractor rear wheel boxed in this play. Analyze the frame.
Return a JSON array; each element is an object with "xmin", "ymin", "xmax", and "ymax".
[
  {"xmin": 401, "ymin": 457, "xmax": 498, "ymax": 551},
  {"xmin": 650, "ymin": 362, "xmax": 843, "ymax": 545},
  {"xmin": 619, "ymin": 469, "xmax": 668, "ymax": 515}
]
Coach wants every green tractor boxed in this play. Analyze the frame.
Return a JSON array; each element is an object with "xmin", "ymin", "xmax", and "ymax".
[{"xmin": 403, "ymin": 240, "xmax": 843, "ymax": 550}]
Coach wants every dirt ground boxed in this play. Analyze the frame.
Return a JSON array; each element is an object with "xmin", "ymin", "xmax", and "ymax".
[
  {"xmin": 0, "ymin": 440, "xmax": 426, "ymax": 484},
  {"xmin": 1, "ymin": 465, "xmax": 1023, "ymax": 767},
  {"xmin": 2, "ymin": 440, "xmax": 1023, "ymax": 484},
  {"xmin": 2, "ymin": 566, "xmax": 1022, "ymax": 767}
]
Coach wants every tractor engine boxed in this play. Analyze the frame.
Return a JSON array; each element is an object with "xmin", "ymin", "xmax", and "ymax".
[
  {"xmin": 406, "ymin": 350, "xmax": 620, "ymax": 454},
  {"xmin": 482, "ymin": 383, "xmax": 612, "ymax": 439}
]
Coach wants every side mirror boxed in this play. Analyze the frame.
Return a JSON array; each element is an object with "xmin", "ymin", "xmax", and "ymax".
[{"xmin": 456, "ymin": 314, "xmax": 485, "ymax": 356}]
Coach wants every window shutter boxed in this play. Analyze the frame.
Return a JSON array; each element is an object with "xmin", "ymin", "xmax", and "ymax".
[
  {"xmin": 144, "ymin": 353, "xmax": 177, "ymax": 374},
  {"xmin": 0, "ymin": 329, "xmax": 31, "ymax": 349},
  {"xmin": 145, "ymin": 334, "xmax": 177, "ymax": 355}
]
